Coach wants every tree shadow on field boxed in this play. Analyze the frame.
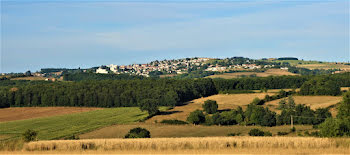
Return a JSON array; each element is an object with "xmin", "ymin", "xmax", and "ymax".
[
  {"xmin": 158, "ymin": 111, "xmax": 181, "ymax": 116},
  {"xmin": 176, "ymin": 102, "xmax": 191, "ymax": 107}
]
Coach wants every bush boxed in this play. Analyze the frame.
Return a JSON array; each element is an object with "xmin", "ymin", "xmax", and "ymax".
[
  {"xmin": 160, "ymin": 119, "xmax": 188, "ymax": 125},
  {"xmin": 264, "ymin": 131, "xmax": 272, "ymax": 136},
  {"xmin": 124, "ymin": 127, "xmax": 151, "ymax": 138},
  {"xmin": 277, "ymin": 131, "xmax": 288, "ymax": 136},
  {"xmin": 202, "ymin": 100, "xmax": 218, "ymax": 114},
  {"xmin": 187, "ymin": 110, "xmax": 206, "ymax": 125},
  {"xmin": 248, "ymin": 129, "xmax": 265, "ymax": 136},
  {"xmin": 22, "ymin": 129, "xmax": 38, "ymax": 142},
  {"xmin": 64, "ymin": 134, "xmax": 80, "ymax": 140},
  {"xmin": 227, "ymin": 132, "xmax": 240, "ymax": 136},
  {"xmin": 290, "ymin": 127, "xmax": 296, "ymax": 132}
]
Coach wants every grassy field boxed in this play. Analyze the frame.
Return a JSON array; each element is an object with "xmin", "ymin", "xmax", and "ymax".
[
  {"xmin": 147, "ymin": 93, "xmax": 274, "ymax": 122},
  {"xmin": 0, "ymin": 107, "xmax": 148, "ymax": 140},
  {"xmin": 0, "ymin": 107, "xmax": 101, "ymax": 122},
  {"xmin": 207, "ymin": 69, "xmax": 298, "ymax": 79},
  {"xmin": 264, "ymin": 96, "xmax": 342, "ymax": 115},
  {"xmin": 80, "ymin": 124, "xmax": 311, "ymax": 139},
  {"xmin": 21, "ymin": 137, "xmax": 350, "ymax": 154}
]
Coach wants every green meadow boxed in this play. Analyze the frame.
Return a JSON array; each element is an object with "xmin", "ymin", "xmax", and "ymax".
[{"xmin": 0, "ymin": 107, "xmax": 149, "ymax": 140}]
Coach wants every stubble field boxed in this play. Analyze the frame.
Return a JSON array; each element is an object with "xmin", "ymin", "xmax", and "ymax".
[{"xmin": 21, "ymin": 137, "xmax": 350, "ymax": 154}]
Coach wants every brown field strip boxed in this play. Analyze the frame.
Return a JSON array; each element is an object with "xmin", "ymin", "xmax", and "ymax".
[
  {"xmin": 22, "ymin": 137, "xmax": 350, "ymax": 154},
  {"xmin": 146, "ymin": 93, "xmax": 274, "ymax": 122},
  {"xmin": 207, "ymin": 69, "xmax": 298, "ymax": 79},
  {"xmin": 0, "ymin": 107, "xmax": 102, "ymax": 122},
  {"xmin": 80, "ymin": 124, "xmax": 311, "ymax": 139}
]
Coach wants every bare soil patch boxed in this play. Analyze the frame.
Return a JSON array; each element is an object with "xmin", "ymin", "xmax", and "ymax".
[{"xmin": 0, "ymin": 107, "xmax": 102, "ymax": 122}]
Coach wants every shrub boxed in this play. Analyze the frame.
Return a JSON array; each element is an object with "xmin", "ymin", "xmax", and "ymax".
[
  {"xmin": 277, "ymin": 131, "xmax": 288, "ymax": 136},
  {"xmin": 124, "ymin": 127, "xmax": 151, "ymax": 138},
  {"xmin": 22, "ymin": 129, "xmax": 38, "ymax": 142},
  {"xmin": 187, "ymin": 110, "xmax": 206, "ymax": 125},
  {"xmin": 202, "ymin": 100, "xmax": 218, "ymax": 114},
  {"xmin": 264, "ymin": 131, "xmax": 272, "ymax": 136},
  {"xmin": 160, "ymin": 119, "xmax": 188, "ymax": 125},
  {"xmin": 227, "ymin": 132, "xmax": 240, "ymax": 136},
  {"xmin": 248, "ymin": 129, "xmax": 265, "ymax": 136},
  {"xmin": 290, "ymin": 127, "xmax": 296, "ymax": 132},
  {"xmin": 64, "ymin": 134, "xmax": 80, "ymax": 140}
]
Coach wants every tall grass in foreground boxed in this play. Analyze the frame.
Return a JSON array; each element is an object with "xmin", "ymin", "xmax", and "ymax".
[{"xmin": 24, "ymin": 137, "xmax": 350, "ymax": 153}]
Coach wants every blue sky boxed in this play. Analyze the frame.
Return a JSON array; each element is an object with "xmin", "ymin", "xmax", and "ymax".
[{"xmin": 1, "ymin": 0, "xmax": 349, "ymax": 73}]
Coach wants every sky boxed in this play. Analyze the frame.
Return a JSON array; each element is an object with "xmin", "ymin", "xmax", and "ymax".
[{"xmin": 1, "ymin": 0, "xmax": 349, "ymax": 73}]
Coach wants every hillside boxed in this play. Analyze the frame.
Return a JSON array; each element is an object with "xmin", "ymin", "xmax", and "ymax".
[{"xmin": 206, "ymin": 69, "xmax": 298, "ymax": 79}]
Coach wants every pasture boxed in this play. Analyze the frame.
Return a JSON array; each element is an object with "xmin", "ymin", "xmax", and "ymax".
[
  {"xmin": 0, "ymin": 107, "xmax": 148, "ymax": 140},
  {"xmin": 22, "ymin": 137, "xmax": 350, "ymax": 154},
  {"xmin": 0, "ymin": 107, "xmax": 101, "ymax": 122},
  {"xmin": 207, "ymin": 69, "xmax": 298, "ymax": 79}
]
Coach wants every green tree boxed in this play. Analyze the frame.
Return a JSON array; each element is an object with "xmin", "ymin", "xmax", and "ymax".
[
  {"xmin": 124, "ymin": 127, "xmax": 151, "ymax": 138},
  {"xmin": 187, "ymin": 110, "xmax": 205, "ymax": 125},
  {"xmin": 139, "ymin": 99, "xmax": 159, "ymax": 116},
  {"xmin": 287, "ymin": 96, "xmax": 296, "ymax": 109},
  {"xmin": 202, "ymin": 100, "xmax": 218, "ymax": 114}
]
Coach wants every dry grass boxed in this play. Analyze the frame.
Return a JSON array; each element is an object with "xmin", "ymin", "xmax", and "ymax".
[
  {"xmin": 207, "ymin": 69, "xmax": 298, "ymax": 79},
  {"xmin": 0, "ymin": 107, "xmax": 102, "ymax": 122},
  {"xmin": 10, "ymin": 77, "xmax": 47, "ymax": 81},
  {"xmin": 297, "ymin": 63, "xmax": 350, "ymax": 70},
  {"xmin": 79, "ymin": 124, "xmax": 311, "ymax": 139},
  {"xmin": 22, "ymin": 137, "xmax": 350, "ymax": 154},
  {"xmin": 264, "ymin": 96, "xmax": 342, "ymax": 115},
  {"xmin": 147, "ymin": 93, "xmax": 274, "ymax": 122}
]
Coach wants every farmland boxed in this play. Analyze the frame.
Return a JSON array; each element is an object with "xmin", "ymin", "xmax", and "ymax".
[
  {"xmin": 0, "ymin": 107, "xmax": 101, "ymax": 122},
  {"xmin": 146, "ymin": 93, "xmax": 274, "ymax": 122},
  {"xmin": 0, "ymin": 107, "xmax": 148, "ymax": 140},
  {"xmin": 21, "ymin": 137, "xmax": 350, "ymax": 154},
  {"xmin": 80, "ymin": 124, "xmax": 312, "ymax": 139},
  {"xmin": 206, "ymin": 69, "xmax": 298, "ymax": 79}
]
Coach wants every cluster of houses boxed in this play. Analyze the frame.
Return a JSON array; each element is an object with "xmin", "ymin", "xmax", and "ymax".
[
  {"xmin": 205, "ymin": 64, "xmax": 275, "ymax": 72},
  {"xmin": 96, "ymin": 58, "xmax": 211, "ymax": 76}
]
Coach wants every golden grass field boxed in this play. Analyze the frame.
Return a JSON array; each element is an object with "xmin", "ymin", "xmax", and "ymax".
[
  {"xmin": 264, "ymin": 96, "xmax": 342, "ymax": 116},
  {"xmin": 0, "ymin": 107, "xmax": 102, "ymax": 122},
  {"xmin": 207, "ymin": 69, "xmax": 298, "ymax": 79},
  {"xmin": 20, "ymin": 137, "xmax": 350, "ymax": 154},
  {"xmin": 10, "ymin": 77, "xmax": 48, "ymax": 81},
  {"xmin": 146, "ymin": 93, "xmax": 274, "ymax": 122},
  {"xmin": 80, "ymin": 124, "xmax": 311, "ymax": 139},
  {"xmin": 297, "ymin": 63, "xmax": 350, "ymax": 70}
]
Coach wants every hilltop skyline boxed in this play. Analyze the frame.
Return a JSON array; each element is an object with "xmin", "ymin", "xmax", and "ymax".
[{"xmin": 1, "ymin": 0, "xmax": 349, "ymax": 73}]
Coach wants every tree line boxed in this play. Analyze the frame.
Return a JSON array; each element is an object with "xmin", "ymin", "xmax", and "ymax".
[{"xmin": 0, "ymin": 78, "xmax": 217, "ymax": 108}]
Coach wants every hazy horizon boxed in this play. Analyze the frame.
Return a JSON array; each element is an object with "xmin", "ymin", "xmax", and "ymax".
[{"xmin": 1, "ymin": 0, "xmax": 349, "ymax": 73}]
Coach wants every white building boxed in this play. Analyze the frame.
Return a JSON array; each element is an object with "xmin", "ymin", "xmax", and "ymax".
[{"xmin": 96, "ymin": 68, "xmax": 108, "ymax": 74}]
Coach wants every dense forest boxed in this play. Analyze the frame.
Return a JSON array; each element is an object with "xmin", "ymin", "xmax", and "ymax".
[
  {"xmin": 0, "ymin": 72, "xmax": 349, "ymax": 108},
  {"xmin": 0, "ymin": 78, "xmax": 217, "ymax": 108}
]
